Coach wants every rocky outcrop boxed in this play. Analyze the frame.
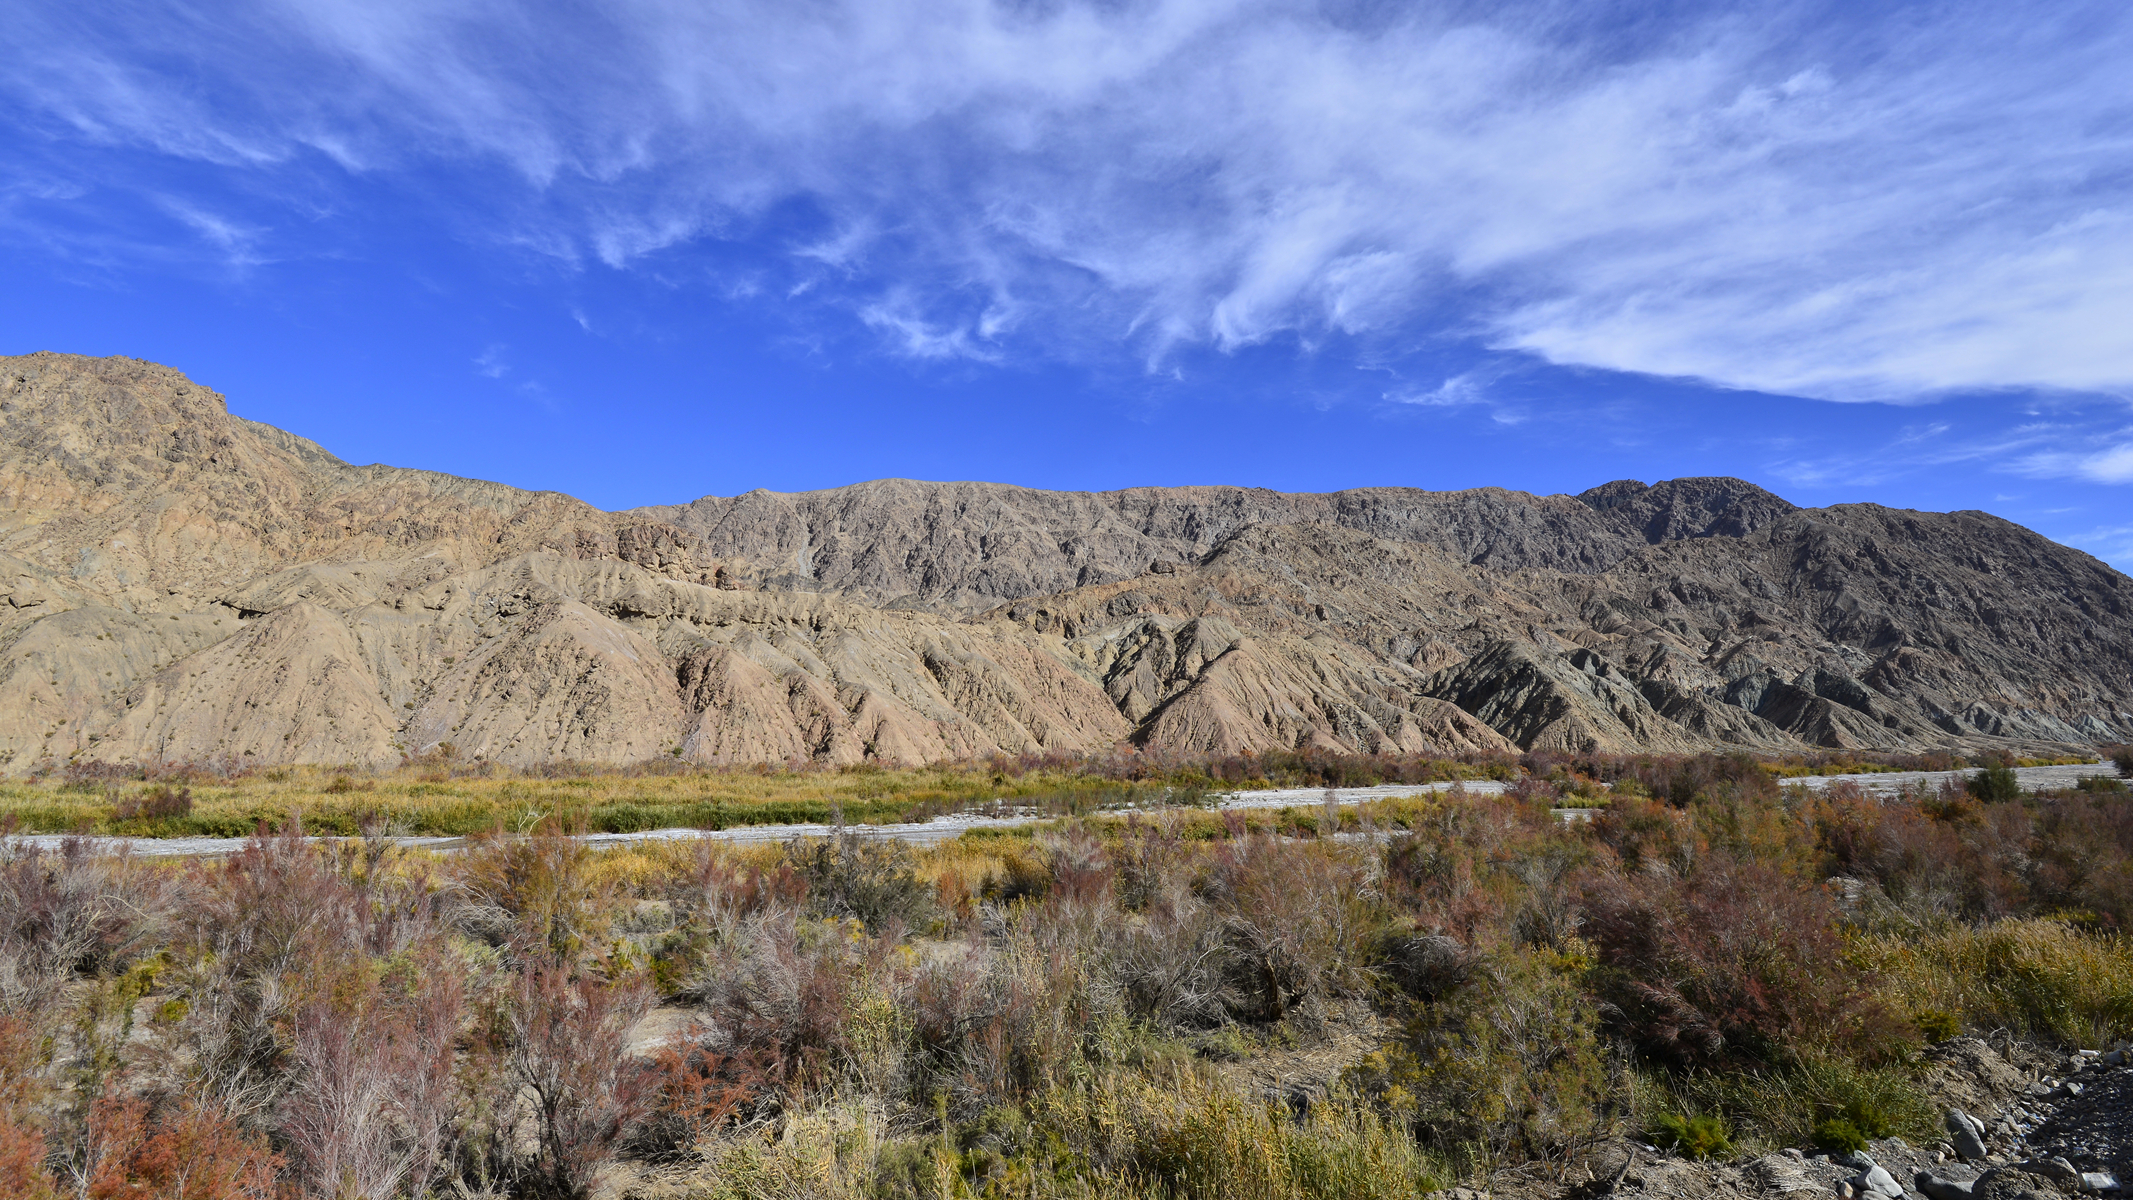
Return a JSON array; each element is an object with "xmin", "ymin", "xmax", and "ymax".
[{"xmin": 2, "ymin": 351, "xmax": 2129, "ymax": 771}]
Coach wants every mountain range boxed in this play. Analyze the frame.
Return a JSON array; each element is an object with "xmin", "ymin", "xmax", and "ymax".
[{"xmin": 2, "ymin": 351, "xmax": 2127, "ymax": 773}]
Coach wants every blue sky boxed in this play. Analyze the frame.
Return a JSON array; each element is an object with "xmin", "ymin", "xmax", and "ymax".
[{"xmin": 5, "ymin": 1, "xmax": 2132, "ymax": 567}]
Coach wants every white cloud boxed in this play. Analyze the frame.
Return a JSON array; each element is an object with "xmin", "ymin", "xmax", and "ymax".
[
  {"xmin": 154, "ymin": 197, "xmax": 269, "ymax": 268},
  {"xmin": 7, "ymin": 0, "xmax": 2133, "ymax": 405},
  {"xmin": 2016, "ymin": 438, "xmax": 2133, "ymax": 485},
  {"xmin": 2062, "ymin": 522, "xmax": 2133, "ymax": 570},
  {"xmin": 1766, "ymin": 420, "xmax": 2076, "ymax": 489},
  {"xmin": 1388, "ymin": 373, "xmax": 1488, "ymax": 408}
]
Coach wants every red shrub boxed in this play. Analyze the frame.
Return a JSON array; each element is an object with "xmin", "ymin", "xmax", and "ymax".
[
  {"xmin": 494, "ymin": 958, "xmax": 655, "ymax": 1199},
  {"xmin": 185, "ymin": 822, "xmax": 358, "ymax": 978},
  {"xmin": 1577, "ymin": 857, "xmax": 1915, "ymax": 1068},
  {"xmin": 1810, "ymin": 783, "xmax": 2036, "ymax": 922},
  {"xmin": 279, "ymin": 949, "xmax": 466, "ymax": 1200},
  {"xmin": 84, "ymin": 1095, "xmax": 282, "ymax": 1200},
  {"xmin": 0, "ymin": 1017, "xmax": 55, "ymax": 1200},
  {"xmin": 2029, "ymin": 795, "xmax": 2133, "ymax": 929},
  {"xmin": 1038, "ymin": 827, "xmax": 1114, "ymax": 905},
  {"xmin": 637, "ymin": 1038, "xmax": 779, "ymax": 1157},
  {"xmin": 0, "ymin": 1110, "xmax": 56, "ymax": 1200},
  {"xmin": 1588, "ymin": 795, "xmax": 1702, "ymax": 877},
  {"xmin": 113, "ymin": 785, "xmax": 192, "ymax": 822},
  {"xmin": 1386, "ymin": 795, "xmax": 1560, "ymax": 941},
  {"xmin": 681, "ymin": 847, "xmax": 805, "ymax": 930}
]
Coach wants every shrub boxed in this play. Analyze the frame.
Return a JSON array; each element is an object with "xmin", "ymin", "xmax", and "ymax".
[
  {"xmin": 2112, "ymin": 746, "xmax": 2133, "ymax": 778},
  {"xmin": 459, "ymin": 820, "xmax": 606, "ymax": 956},
  {"xmin": 1914, "ymin": 1009, "xmax": 1960, "ymax": 1043},
  {"xmin": 694, "ymin": 912, "xmax": 898, "ymax": 1083},
  {"xmin": 113, "ymin": 785, "xmax": 192, "ymax": 823},
  {"xmin": 634, "ymin": 1040, "xmax": 779, "ymax": 1160},
  {"xmin": 979, "ymin": 853, "xmax": 1052, "ymax": 906},
  {"xmin": 1833, "ymin": 1096, "xmax": 1898, "ymax": 1140},
  {"xmin": 1650, "ymin": 1112, "xmax": 1733, "ymax": 1160},
  {"xmin": 678, "ymin": 846, "xmax": 805, "ymax": 938},
  {"xmin": 279, "ymin": 951, "xmax": 466, "ymax": 1199},
  {"xmin": 0, "ymin": 838, "xmax": 168, "ymax": 1014},
  {"xmin": 1202, "ymin": 835, "xmax": 1383, "ymax": 1021},
  {"xmin": 1578, "ymin": 857, "xmax": 1917, "ymax": 1068},
  {"xmin": 492, "ymin": 957, "xmax": 656, "ymax": 1199},
  {"xmin": 1969, "ymin": 766, "xmax": 2021, "ymax": 803},
  {"xmin": 1350, "ymin": 946, "xmax": 1609, "ymax": 1163},
  {"xmin": 1813, "ymin": 1116, "xmax": 1867, "ymax": 1155},
  {"xmin": 789, "ymin": 827, "xmax": 935, "ymax": 934}
]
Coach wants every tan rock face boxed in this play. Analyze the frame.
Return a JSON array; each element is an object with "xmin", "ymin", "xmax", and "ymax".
[
  {"xmin": 2, "ymin": 350, "xmax": 2129, "ymax": 772},
  {"xmin": 85, "ymin": 602, "xmax": 402, "ymax": 768}
]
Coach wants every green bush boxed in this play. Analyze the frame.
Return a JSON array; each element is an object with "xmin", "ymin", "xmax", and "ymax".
[
  {"xmin": 1813, "ymin": 1117, "xmax": 1867, "ymax": 1155},
  {"xmin": 1657, "ymin": 1054, "xmax": 1934, "ymax": 1151},
  {"xmin": 1968, "ymin": 766, "xmax": 2021, "ymax": 803},
  {"xmin": 1914, "ymin": 1009, "xmax": 1960, "ymax": 1043},
  {"xmin": 1348, "ymin": 946, "xmax": 1609, "ymax": 1162},
  {"xmin": 1813, "ymin": 1092, "xmax": 1903, "ymax": 1154},
  {"xmin": 1650, "ymin": 1113, "xmax": 1733, "ymax": 1160}
]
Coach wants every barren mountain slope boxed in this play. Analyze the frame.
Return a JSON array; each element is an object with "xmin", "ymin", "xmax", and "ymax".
[
  {"xmin": 1, "ymin": 351, "xmax": 2126, "ymax": 771},
  {"xmin": 632, "ymin": 472, "xmax": 1797, "ymax": 611},
  {"xmin": 981, "ymin": 516, "xmax": 2133, "ymax": 755}
]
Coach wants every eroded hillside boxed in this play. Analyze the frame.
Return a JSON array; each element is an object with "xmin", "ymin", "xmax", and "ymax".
[{"xmin": 2, "ymin": 351, "xmax": 2126, "ymax": 771}]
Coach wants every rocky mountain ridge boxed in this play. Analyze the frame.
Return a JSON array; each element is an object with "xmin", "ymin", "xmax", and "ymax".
[{"xmin": 2, "ymin": 351, "xmax": 2127, "ymax": 771}]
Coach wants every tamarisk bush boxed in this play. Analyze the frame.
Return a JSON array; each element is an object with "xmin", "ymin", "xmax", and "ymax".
[
  {"xmin": 493, "ymin": 956, "xmax": 655, "ymax": 1199},
  {"xmin": 280, "ymin": 954, "xmax": 466, "ymax": 1200}
]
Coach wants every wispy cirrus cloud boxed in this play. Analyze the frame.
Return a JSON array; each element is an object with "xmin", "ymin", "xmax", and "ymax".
[
  {"xmin": 1764, "ymin": 418, "xmax": 2085, "ymax": 489},
  {"xmin": 2015, "ymin": 438, "xmax": 2133, "ymax": 485},
  {"xmin": 5, "ymin": 0, "xmax": 2133, "ymax": 410}
]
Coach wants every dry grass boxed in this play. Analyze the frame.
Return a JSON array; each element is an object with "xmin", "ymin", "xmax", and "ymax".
[
  {"xmin": 0, "ymin": 761, "xmax": 1201, "ymax": 838},
  {"xmin": 1851, "ymin": 918, "xmax": 2133, "ymax": 1047}
]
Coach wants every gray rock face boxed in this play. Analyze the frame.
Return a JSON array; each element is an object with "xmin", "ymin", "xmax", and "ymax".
[
  {"xmin": 2, "ymin": 351, "xmax": 2130, "ymax": 771},
  {"xmin": 1918, "ymin": 1172, "xmax": 1979, "ymax": 1200},
  {"xmin": 1852, "ymin": 1160, "xmax": 1904, "ymax": 1197},
  {"xmin": 1950, "ymin": 1109, "xmax": 1992, "ymax": 1161}
]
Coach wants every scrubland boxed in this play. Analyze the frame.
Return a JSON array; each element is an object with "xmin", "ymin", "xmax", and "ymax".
[
  {"xmin": 0, "ymin": 747, "xmax": 2128, "ymax": 1199},
  {"xmin": 0, "ymin": 745, "xmax": 2088, "ymax": 840},
  {"xmin": 0, "ymin": 748, "xmax": 1523, "ymax": 839}
]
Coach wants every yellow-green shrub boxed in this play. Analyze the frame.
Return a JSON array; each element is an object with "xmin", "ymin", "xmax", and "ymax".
[
  {"xmin": 1853, "ymin": 918, "xmax": 2133, "ymax": 1046},
  {"xmin": 1349, "ymin": 945, "xmax": 1610, "ymax": 1165}
]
